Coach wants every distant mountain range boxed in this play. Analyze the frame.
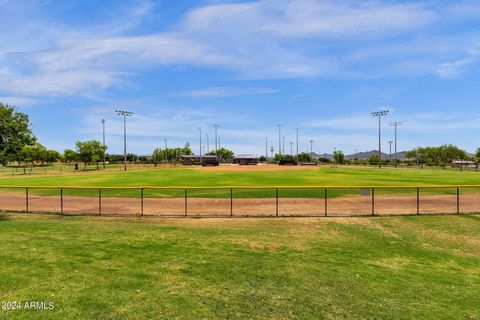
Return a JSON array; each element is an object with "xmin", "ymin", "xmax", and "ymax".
[{"xmin": 309, "ymin": 150, "xmax": 408, "ymax": 160}]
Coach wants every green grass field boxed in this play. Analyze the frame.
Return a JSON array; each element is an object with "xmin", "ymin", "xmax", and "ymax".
[
  {"xmin": 1, "ymin": 213, "xmax": 479, "ymax": 319},
  {"xmin": 0, "ymin": 166, "xmax": 479, "ymax": 198}
]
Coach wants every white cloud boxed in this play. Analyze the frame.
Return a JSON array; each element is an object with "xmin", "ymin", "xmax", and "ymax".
[
  {"xmin": 0, "ymin": 0, "xmax": 480, "ymax": 99},
  {"xmin": 182, "ymin": 87, "xmax": 277, "ymax": 98}
]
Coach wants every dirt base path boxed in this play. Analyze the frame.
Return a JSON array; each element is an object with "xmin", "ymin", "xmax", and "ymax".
[{"xmin": 1, "ymin": 192, "xmax": 478, "ymax": 216}]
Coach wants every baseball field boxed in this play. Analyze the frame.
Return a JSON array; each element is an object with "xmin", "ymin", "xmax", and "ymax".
[
  {"xmin": 1, "ymin": 165, "xmax": 480, "ymax": 216},
  {"xmin": 1, "ymin": 166, "xmax": 480, "ymax": 319}
]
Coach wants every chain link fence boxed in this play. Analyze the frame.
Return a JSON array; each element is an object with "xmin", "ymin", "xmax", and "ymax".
[{"xmin": 0, "ymin": 186, "xmax": 479, "ymax": 217}]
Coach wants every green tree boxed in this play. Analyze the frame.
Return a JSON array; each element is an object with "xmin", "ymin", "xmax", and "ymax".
[
  {"xmin": 297, "ymin": 152, "xmax": 312, "ymax": 162},
  {"xmin": 0, "ymin": 103, "xmax": 36, "ymax": 164},
  {"xmin": 75, "ymin": 140, "xmax": 107, "ymax": 170},
  {"xmin": 333, "ymin": 150, "xmax": 344, "ymax": 164},
  {"xmin": 207, "ymin": 148, "xmax": 234, "ymax": 163},
  {"xmin": 476, "ymin": 148, "xmax": 480, "ymax": 163},
  {"xmin": 45, "ymin": 149, "xmax": 61, "ymax": 164},
  {"xmin": 63, "ymin": 149, "xmax": 79, "ymax": 163}
]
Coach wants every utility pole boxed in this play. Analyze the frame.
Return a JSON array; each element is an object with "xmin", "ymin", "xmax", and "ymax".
[
  {"xmin": 115, "ymin": 110, "xmax": 133, "ymax": 171},
  {"xmin": 101, "ymin": 119, "xmax": 106, "ymax": 169},
  {"xmin": 371, "ymin": 110, "xmax": 389, "ymax": 168},
  {"xmin": 277, "ymin": 125, "xmax": 283, "ymax": 156},
  {"xmin": 389, "ymin": 121, "xmax": 404, "ymax": 168}
]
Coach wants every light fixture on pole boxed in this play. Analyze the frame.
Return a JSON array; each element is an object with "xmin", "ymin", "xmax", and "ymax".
[
  {"xmin": 101, "ymin": 119, "xmax": 106, "ymax": 169},
  {"xmin": 371, "ymin": 109, "xmax": 389, "ymax": 168},
  {"xmin": 115, "ymin": 109, "xmax": 133, "ymax": 171},
  {"xmin": 389, "ymin": 121, "xmax": 404, "ymax": 168}
]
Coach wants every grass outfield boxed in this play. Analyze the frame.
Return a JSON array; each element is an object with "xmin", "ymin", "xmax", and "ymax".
[
  {"xmin": 1, "ymin": 213, "xmax": 479, "ymax": 319},
  {"xmin": 0, "ymin": 166, "xmax": 479, "ymax": 198}
]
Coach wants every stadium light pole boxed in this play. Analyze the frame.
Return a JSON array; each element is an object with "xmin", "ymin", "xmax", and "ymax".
[
  {"xmin": 213, "ymin": 124, "xmax": 219, "ymax": 155},
  {"xmin": 277, "ymin": 124, "xmax": 283, "ymax": 156},
  {"xmin": 296, "ymin": 128, "xmax": 299, "ymax": 162},
  {"xmin": 115, "ymin": 109, "xmax": 133, "ymax": 171},
  {"xmin": 164, "ymin": 138, "xmax": 168, "ymax": 164},
  {"xmin": 389, "ymin": 121, "xmax": 404, "ymax": 168},
  {"xmin": 101, "ymin": 119, "xmax": 106, "ymax": 169},
  {"xmin": 265, "ymin": 137, "xmax": 268, "ymax": 159},
  {"xmin": 389, "ymin": 140, "xmax": 393, "ymax": 161},
  {"xmin": 371, "ymin": 110, "xmax": 389, "ymax": 168},
  {"xmin": 282, "ymin": 136, "xmax": 286, "ymax": 155},
  {"xmin": 198, "ymin": 127, "xmax": 202, "ymax": 159}
]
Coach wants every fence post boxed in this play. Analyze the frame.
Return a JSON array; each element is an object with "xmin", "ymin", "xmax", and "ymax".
[
  {"xmin": 99, "ymin": 188, "xmax": 102, "ymax": 215},
  {"xmin": 324, "ymin": 188, "xmax": 328, "ymax": 216},
  {"xmin": 456, "ymin": 187, "xmax": 460, "ymax": 214},
  {"xmin": 140, "ymin": 188, "xmax": 144, "ymax": 216},
  {"xmin": 184, "ymin": 189, "xmax": 188, "ymax": 216},
  {"xmin": 230, "ymin": 188, "xmax": 233, "ymax": 217},
  {"xmin": 275, "ymin": 188, "xmax": 279, "ymax": 217},
  {"xmin": 416, "ymin": 187, "xmax": 420, "ymax": 215},
  {"xmin": 25, "ymin": 187, "xmax": 29, "ymax": 212},
  {"xmin": 371, "ymin": 187, "xmax": 375, "ymax": 216},
  {"xmin": 60, "ymin": 188, "xmax": 63, "ymax": 214}
]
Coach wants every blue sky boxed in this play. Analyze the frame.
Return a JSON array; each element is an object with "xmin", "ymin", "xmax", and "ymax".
[{"xmin": 1, "ymin": 0, "xmax": 480, "ymax": 156}]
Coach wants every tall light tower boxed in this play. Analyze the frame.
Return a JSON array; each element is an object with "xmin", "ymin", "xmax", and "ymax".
[
  {"xmin": 389, "ymin": 121, "xmax": 404, "ymax": 168},
  {"xmin": 213, "ymin": 124, "xmax": 219, "ymax": 155},
  {"xmin": 198, "ymin": 127, "xmax": 202, "ymax": 159},
  {"xmin": 371, "ymin": 110, "xmax": 389, "ymax": 168},
  {"xmin": 282, "ymin": 136, "xmax": 286, "ymax": 155},
  {"xmin": 265, "ymin": 137, "xmax": 268, "ymax": 159},
  {"xmin": 389, "ymin": 140, "xmax": 393, "ymax": 161},
  {"xmin": 277, "ymin": 124, "xmax": 283, "ymax": 156},
  {"xmin": 101, "ymin": 119, "xmax": 106, "ymax": 169},
  {"xmin": 296, "ymin": 128, "xmax": 299, "ymax": 161},
  {"xmin": 164, "ymin": 138, "xmax": 168, "ymax": 164},
  {"xmin": 115, "ymin": 109, "xmax": 133, "ymax": 171}
]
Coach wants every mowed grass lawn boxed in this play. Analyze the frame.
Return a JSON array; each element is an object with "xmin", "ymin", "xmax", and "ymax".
[
  {"xmin": 0, "ymin": 166, "xmax": 479, "ymax": 198},
  {"xmin": 1, "ymin": 213, "xmax": 479, "ymax": 319}
]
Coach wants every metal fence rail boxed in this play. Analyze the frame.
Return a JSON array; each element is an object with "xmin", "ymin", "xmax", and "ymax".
[{"xmin": 0, "ymin": 185, "xmax": 479, "ymax": 217}]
